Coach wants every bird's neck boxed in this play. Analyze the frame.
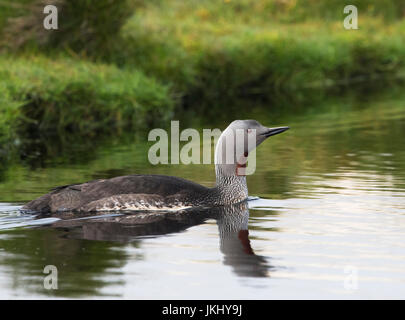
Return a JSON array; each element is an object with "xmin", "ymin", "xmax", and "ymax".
[
  {"xmin": 213, "ymin": 164, "xmax": 248, "ymax": 204},
  {"xmin": 212, "ymin": 132, "xmax": 249, "ymax": 204}
]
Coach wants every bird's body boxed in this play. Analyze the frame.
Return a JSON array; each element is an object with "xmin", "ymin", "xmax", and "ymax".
[
  {"xmin": 24, "ymin": 174, "xmax": 247, "ymax": 213},
  {"xmin": 23, "ymin": 120, "xmax": 288, "ymax": 213}
]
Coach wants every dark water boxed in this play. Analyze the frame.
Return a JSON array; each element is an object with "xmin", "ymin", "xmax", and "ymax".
[{"xmin": 0, "ymin": 87, "xmax": 405, "ymax": 299}]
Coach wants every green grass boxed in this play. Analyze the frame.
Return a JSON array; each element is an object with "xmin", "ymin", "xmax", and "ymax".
[
  {"xmin": 0, "ymin": 55, "xmax": 174, "ymax": 147},
  {"xmin": 112, "ymin": 1, "xmax": 405, "ymax": 100},
  {"xmin": 1, "ymin": 0, "xmax": 405, "ymax": 148}
]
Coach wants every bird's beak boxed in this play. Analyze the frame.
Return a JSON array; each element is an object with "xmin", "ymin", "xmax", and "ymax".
[{"xmin": 261, "ymin": 126, "xmax": 289, "ymax": 138}]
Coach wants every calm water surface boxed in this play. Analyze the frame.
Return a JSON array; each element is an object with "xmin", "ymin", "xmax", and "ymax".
[{"xmin": 0, "ymin": 88, "xmax": 405, "ymax": 299}]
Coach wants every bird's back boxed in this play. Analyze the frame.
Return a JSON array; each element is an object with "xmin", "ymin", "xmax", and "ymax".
[{"xmin": 23, "ymin": 174, "xmax": 211, "ymax": 213}]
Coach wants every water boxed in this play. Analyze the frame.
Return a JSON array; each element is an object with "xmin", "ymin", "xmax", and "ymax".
[{"xmin": 0, "ymin": 87, "xmax": 405, "ymax": 299}]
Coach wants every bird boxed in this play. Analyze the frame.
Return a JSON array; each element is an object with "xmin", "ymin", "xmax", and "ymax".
[{"xmin": 22, "ymin": 120, "xmax": 289, "ymax": 213}]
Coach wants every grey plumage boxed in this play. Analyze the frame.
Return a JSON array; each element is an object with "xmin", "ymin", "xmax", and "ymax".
[{"xmin": 23, "ymin": 120, "xmax": 288, "ymax": 213}]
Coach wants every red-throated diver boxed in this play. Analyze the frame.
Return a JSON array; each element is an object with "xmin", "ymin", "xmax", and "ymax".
[{"xmin": 22, "ymin": 120, "xmax": 289, "ymax": 213}]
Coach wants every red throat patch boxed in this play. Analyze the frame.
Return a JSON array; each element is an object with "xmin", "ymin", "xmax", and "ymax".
[{"xmin": 236, "ymin": 152, "xmax": 248, "ymax": 176}]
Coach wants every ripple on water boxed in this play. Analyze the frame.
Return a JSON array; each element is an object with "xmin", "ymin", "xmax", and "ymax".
[{"xmin": 0, "ymin": 203, "xmax": 61, "ymax": 230}]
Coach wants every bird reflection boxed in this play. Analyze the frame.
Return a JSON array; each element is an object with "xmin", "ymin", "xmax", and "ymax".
[
  {"xmin": 216, "ymin": 202, "xmax": 270, "ymax": 278},
  {"xmin": 46, "ymin": 201, "xmax": 271, "ymax": 278}
]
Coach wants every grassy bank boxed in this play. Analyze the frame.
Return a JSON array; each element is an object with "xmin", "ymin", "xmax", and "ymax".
[
  {"xmin": 114, "ymin": 1, "xmax": 405, "ymax": 101},
  {"xmin": 0, "ymin": 0, "xmax": 405, "ymax": 150},
  {"xmin": 0, "ymin": 55, "xmax": 174, "ymax": 147}
]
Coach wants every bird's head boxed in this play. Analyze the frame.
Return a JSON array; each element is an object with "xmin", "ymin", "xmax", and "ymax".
[{"xmin": 215, "ymin": 119, "xmax": 289, "ymax": 176}]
